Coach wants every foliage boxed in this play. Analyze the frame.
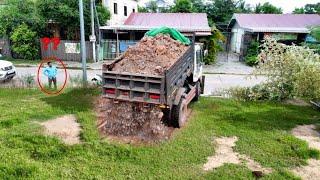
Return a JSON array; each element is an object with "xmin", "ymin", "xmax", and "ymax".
[
  {"xmin": 311, "ymin": 26, "xmax": 320, "ymax": 42},
  {"xmin": 10, "ymin": 24, "xmax": 39, "ymax": 60},
  {"xmin": 255, "ymin": 38, "xmax": 320, "ymax": 100},
  {"xmin": 202, "ymin": 27, "xmax": 225, "ymax": 64},
  {"xmin": 0, "ymin": 0, "xmax": 45, "ymax": 36},
  {"xmin": 0, "ymin": 88, "xmax": 319, "ymax": 178},
  {"xmin": 254, "ymin": 2, "xmax": 283, "ymax": 14},
  {"xmin": 235, "ymin": 0, "xmax": 253, "ymax": 13},
  {"xmin": 293, "ymin": 3, "xmax": 320, "ymax": 14},
  {"xmin": 303, "ymin": 43, "xmax": 320, "ymax": 54},
  {"xmin": 171, "ymin": 0, "xmax": 193, "ymax": 13},
  {"xmin": 138, "ymin": 0, "xmax": 158, "ymax": 12},
  {"xmin": 36, "ymin": 0, "xmax": 110, "ymax": 40},
  {"xmin": 96, "ymin": 4, "xmax": 111, "ymax": 25},
  {"xmin": 244, "ymin": 40, "xmax": 259, "ymax": 66}
]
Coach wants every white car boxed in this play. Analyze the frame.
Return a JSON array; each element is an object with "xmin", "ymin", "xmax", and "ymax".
[{"xmin": 0, "ymin": 60, "xmax": 16, "ymax": 81}]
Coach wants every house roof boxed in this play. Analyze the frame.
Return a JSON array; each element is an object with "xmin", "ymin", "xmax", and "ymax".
[
  {"xmin": 100, "ymin": 13, "xmax": 211, "ymax": 36},
  {"xmin": 229, "ymin": 14, "xmax": 320, "ymax": 33}
]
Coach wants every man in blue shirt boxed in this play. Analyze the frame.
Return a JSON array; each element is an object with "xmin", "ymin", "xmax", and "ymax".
[{"xmin": 43, "ymin": 61, "xmax": 58, "ymax": 89}]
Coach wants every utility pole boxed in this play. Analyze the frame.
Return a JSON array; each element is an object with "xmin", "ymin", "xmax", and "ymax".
[
  {"xmin": 90, "ymin": 0, "xmax": 97, "ymax": 62},
  {"xmin": 79, "ymin": 0, "xmax": 87, "ymax": 84}
]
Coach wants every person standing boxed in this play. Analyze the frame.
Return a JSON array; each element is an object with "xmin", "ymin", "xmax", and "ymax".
[{"xmin": 43, "ymin": 61, "xmax": 58, "ymax": 89}]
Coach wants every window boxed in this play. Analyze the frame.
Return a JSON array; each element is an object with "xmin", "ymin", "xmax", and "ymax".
[
  {"xmin": 124, "ymin": 6, "xmax": 127, "ymax": 16},
  {"xmin": 132, "ymin": 8, "xmax": 135, "ymax": 13},
  {"xmin": 113, "ymin": 3, "xmax": 117, "ymax": 14}
]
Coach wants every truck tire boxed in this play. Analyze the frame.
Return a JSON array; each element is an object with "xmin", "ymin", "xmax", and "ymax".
[
  {"xmin": 193, "ymin": 81, "xmax": 201, "ymax": 101},
  {"xmin": 172, "ymin": 98, "xmax": 188, "ymax": 128}
]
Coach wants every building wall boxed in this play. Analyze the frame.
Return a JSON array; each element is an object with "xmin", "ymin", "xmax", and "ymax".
[
  {"xmin": 102, "ymin": 0, "xmax": 138, "ymax": 25},
  {"xmin": 230, "ymin": 22, "xmax": 245, "ymax": 54}
]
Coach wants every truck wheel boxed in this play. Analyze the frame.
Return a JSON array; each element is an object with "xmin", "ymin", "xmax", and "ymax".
[
  {"xmin": 193, "ymin": 81, "xmax": 201, "ymax": 101},
  {"xmin": 172, "ymin": 98, "xmax": 188, "ymax": 128}
]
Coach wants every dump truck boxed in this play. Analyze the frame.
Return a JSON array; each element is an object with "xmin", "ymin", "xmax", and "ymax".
[{"xmin": 102, "ymin": 34, "xmax": 205, "ymax": 128}]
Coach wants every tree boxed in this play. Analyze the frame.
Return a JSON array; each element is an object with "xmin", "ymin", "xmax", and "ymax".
[
  {"xmin": 36, "ymin": 0, "xmax": 110, "ymax": 40},
  {"xmin": 254, "ymin": 2, "xmax": 282, "ymax": 14},
  {"xmin": 293, "ymin": 3, "xmax": 320, "ymax": 14},
  {"xmin": 171, "ymin": 0, "xmax": 193, "ymax": 13},
  {"xmin": 293, "ymin": 7, "xmax": 305, "ymax": 14},
  {"xmin": 209, "ymin": 0, "xmax": 237, "ymax": 23},
  {"xmin": 235, "ymin": 0, "xmax": 252, "ymax": 13},
  {"xmin": 0, "ymin": 0, "xmax": 44, "ymax": 36},
  {"xmin": 10, "ymin": 24, "xmax": 39, "ymax": 59}
]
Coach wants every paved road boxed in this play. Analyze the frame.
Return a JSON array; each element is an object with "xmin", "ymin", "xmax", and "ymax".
[
  {"xmin": 203, "ymin": 74, "xmax": 266, "ymax": 96},
  {"xmin": 15, "ymin": 67, "xmax": 101, "ymax": 87},
  {"xmin": 12, "ymin": 67, "xmax": 266, "ymax": 96}
]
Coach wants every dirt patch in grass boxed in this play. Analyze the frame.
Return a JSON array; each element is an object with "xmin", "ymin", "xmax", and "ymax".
[
  {"xmin": 40, "ymin": 115, "xmax": 81, "ymax": 145},
  {"xmin": 95, "ymin": 97, "xmax": 174, "ymax": 143},
  {"xmin": 204, "ymin": 136, "xmax": 272, "ymax": 176},
  {"xmin": 292, "ymin": 125, "xmax": 320, "ymax": 150},
  {"xmin": 291, "ymin": 124, "xmax": 320, "ymax": 180},
  {"xmin": 285, "ymin": 99, "xmax": 311, "ymax": 107}
]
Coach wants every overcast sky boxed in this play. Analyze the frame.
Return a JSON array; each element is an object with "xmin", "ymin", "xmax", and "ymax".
[{"xmin": 139, "ymin": 0, "xmax": 320, "ymax": 13}]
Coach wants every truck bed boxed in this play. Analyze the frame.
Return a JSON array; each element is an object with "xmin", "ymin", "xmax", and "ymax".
[{"xmin": 102, "ymin": 45, "xmax": 194, "ymax": 105}]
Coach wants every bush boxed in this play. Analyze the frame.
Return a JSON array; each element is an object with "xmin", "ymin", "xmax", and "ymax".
[
  {"xmin": 10, "ymin": 24, "xmax": 39, "ymax": 60},
  {"xmin": 202, "ymin": 28, "xmax": 225, "ymax": 65},
  {"xmin": 231, "ymin": 38, "xmax": 320, "ymax": 101},
  {"xmin": 245, "ymin": 56, "xmax": 258, "ymax": 66},
  {"xmin": 244, "ymin": 40, "xmax": 259, "ymax": 66}
]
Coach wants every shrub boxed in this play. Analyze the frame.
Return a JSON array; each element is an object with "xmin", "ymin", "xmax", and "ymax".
[
  {"xmin": 10, "ymin": 24, "xmax": 39, "ymax": 60},
  {"xmin": 230, "ymin": 38, "xmax": 320, "ymax": 101},
  {"xmin": 202, "ymin": 28, "xmax": 225, "ymax": 65},
  {"xmin": 244, "ymin": 40, "xmax": 259, "ymax": 66}
]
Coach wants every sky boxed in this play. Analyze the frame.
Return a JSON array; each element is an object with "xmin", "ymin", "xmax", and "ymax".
[{"xmin": 138, "ymin": 0, "xmax": 320, "ymax": 13}]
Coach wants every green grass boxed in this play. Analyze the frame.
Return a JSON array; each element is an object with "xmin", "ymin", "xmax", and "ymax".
[
  {"xmin": 4, "ymin": 58, "xmax": 40, "ymax": 65},
  {"xmin": 0, "ymin": 88, "xmax": 319, "ymax": 179}
]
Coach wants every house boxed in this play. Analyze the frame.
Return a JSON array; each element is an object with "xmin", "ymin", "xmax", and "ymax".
[
  {"xmin": 99, "ymin": 13, "xmax": 211, "ymax": 59},
  {"xmin": 102, "ymin": 0, "xmax": 139, "ymax": 25},
  {"xmin": 228, "ymin": 14, "xmax": 320, "ymax": 56}
]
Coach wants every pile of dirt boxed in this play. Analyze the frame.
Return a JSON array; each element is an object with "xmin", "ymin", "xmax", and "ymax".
[
  {"xmin": 112, "ymin": 34, "xmax": 189, "ymax": 76},
  {"xmin": 40, "ymin": 115, "xmax": 81, "ymax": 145},
  {"xmin": 96, "ymin": 98, "xmax": 173, "ymax": 142}
]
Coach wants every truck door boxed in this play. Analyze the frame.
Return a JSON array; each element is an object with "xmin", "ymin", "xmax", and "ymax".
[{"xmin": 193, "ymin": 44, "xmax": 203, "ymax": 82}]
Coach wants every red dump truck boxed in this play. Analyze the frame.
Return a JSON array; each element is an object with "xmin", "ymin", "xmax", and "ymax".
[{"xmin": 102, "ymin": 38, "xmax": 205, "ymax": 127}]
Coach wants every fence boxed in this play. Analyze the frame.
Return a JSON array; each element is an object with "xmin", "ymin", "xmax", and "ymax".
[
  {"xmin": 100, "ymin": 40, "xmax": 138, "ymax": 60},
  {"xmin": 40, "ymin": 40, "xmax": 93, "ymax": 62}
]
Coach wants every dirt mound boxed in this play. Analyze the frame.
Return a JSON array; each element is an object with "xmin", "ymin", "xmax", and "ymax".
[
  {"xmin": 40, "ymin": 115, "xmax": 81, "ymax": 145},
  {"xmin": 96, "ymin": 98, "xmax": 172, "ymax": 142},
  {"xmin": 112, "ymin": 34, "xmax": 189, "ymax": 76},
  {"xmin": 203, "ymin": 136, "xmax": 273, "ymax": 175}
]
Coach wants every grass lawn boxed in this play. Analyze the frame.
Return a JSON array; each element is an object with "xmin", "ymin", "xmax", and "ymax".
[
  {"xmin": 5, "ymin": 58, "xmax": 40, "ymax": 65},
  {"xmin": 0, "ymin": 88, "xmax": 319, "ymax": 179}
]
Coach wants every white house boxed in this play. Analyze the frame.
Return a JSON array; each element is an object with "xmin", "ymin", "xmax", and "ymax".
[{"xmin": 102, "ymin": 0, "xmax": 139, "ymax": 25}]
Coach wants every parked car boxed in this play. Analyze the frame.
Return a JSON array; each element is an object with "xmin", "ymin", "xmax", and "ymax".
[{"xmin": 0, "ymin": 60, "xmax": 16, "ymax": 81}]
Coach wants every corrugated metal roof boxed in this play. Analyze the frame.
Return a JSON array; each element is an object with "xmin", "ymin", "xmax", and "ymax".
[
  {"xmin": 100, "ymin": 13, "xmax": 211, "ymax": 35},
  {"xmin": 230, "ymin": 14, "xmax": 320, "ymax": 33}
]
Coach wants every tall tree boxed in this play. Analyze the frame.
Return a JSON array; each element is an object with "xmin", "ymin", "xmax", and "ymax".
[
  {"xmin": 0, "ymin": 0, "xmax": 44, "ymax": 36},
  {"xmin": 293, "ymin": 3, "xmax": 320, "ymax": 14},
  {"xmin": 171, "ymin": 0, "xmax": 193, "ymax": 13},
  {"xmin": 254, "ymin": 2, "xmax": 282, "ymax": 14},
  {"xmin": 293, "ymin": 7, "xmax": 305, "ymax": 14},
  {"xmin": 36, "ymin": 0, "xmax": 109, "ymax": 40}
]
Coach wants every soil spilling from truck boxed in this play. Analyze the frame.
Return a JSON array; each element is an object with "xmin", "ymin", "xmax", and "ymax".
[{"xmin": 98, "ymin": 34, "xmax": 189, "ymax": 142}]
